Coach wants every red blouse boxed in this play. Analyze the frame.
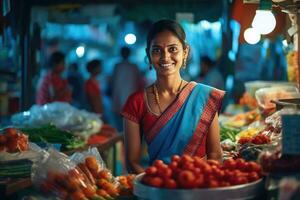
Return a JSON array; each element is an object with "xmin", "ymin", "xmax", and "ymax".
[
  {"xmin": 121, "ymin": 91, "xmax": 159, "ymax": 136},
  {"xmin": 84, "ymin": 78, "xmax": 101, "ymax": 97}
]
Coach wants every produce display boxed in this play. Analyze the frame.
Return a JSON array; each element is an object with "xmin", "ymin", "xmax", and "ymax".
[
  {"xmin": 20, "ymin": 124, "xmax": 85, "ymax": 150},
  {"xmin": 0, "ymin": 127, "xmax": 29, "ymax": 153},
  {"xmin": 32, "ymin": 148, "xmax": 135, "ymax": 200},
  {"xmin": 141, "ymin": 155, "xmax": 262, "ymax": 189}
]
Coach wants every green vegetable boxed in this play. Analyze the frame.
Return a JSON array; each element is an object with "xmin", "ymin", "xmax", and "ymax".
[
  {"xmin": 20, "ymin": 124, "xmax": 85, "ymax": 149},
  {"xmin": 220, "ymin": 125, "xmax": 240, "ymax": 142}
]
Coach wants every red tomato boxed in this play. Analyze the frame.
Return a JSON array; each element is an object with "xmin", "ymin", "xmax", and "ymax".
[
  {"xmin": 178, "ymin": 170, "xmax": 196, "ymax": 189},
  {"xmin": 219, "ymin": 181, "xmax": 231, "ymax": 187},
  {"xmin": 168, "ymin": 161, "xmax": 178, "ymax": 171},
  {"xmin": 145, "ymin": 166, "xmax": 158, "ymax": 175},
  {"xmin": 207, "ymin": 179, "xmax": 219, "ymax": 188},
  {"xmin": 247, "ymin": 161, "xmax": 262, "ymax": 173},
  {"xmin": 194, "ymin": 174, "xmax": 204, "ymax": 188},
  {"xmin": 247, "ymin": 171, "xmax": 260, "ymax": 182},
  {"xmin": 223, "ymin": 159, "xmax": 236, "ymax": 170},
  {"xmin": 164, "ymin": 178, "xmax": 177, "ymax": 189},
  {"xmin": 148, "ymin": 176, "xmax": 164, "ymax": 188},
  {"xmin": 0, "ymin": 135, "xmax": 7, "ymax": 144},
  {"xmin": 180, "ymin": 154, "xmax": 194, "ymax": 164},
  {"xmin": 193, "ymin": 156, "xmax": 206, "ymax": 168},
  {"xmin": 182, "ymin": 162, "xmax": 195, "ymax": 171},
  {"xmin": 171, "ymin": 155, "xmax": 181, "ymax": 162},
  {"xmin": 207, "ymin": 160, "xmax": 221, "ymax": 168},
  {"xmin": 157, "ymin": 167, "xmax": 172, "ymax": 179},
  {"xmin": 153, "ymin": 160, "xmax": 164, "ymax": 167},
  {"xmin": 5, "ymin": 128, "xmax": 18, "ymax": 139}
]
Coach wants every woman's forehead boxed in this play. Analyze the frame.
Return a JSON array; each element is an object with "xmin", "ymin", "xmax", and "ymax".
[{"xmin": 150, "ymin": 31, "xmax": 181, "ymax": 47}]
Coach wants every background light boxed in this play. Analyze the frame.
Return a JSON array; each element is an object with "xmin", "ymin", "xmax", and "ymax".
[
  {"xmin": 252, "ymin": 10, "xmax": 276, "ymax": 35},
  {"xmin": 76, "ymin": 46, "xmax": 85, "ymax": 58},
  {"xmin": 244, "ymin": 28, "xmax": 261, "ymax": 45},
  {"xmin": 124, "ymin": 33, "xmax": 136, "ymax": 45}
]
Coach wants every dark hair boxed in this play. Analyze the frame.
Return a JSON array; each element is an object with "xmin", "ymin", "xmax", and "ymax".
[
  {"xmin": 146, "ymin": 19, "xmax": 188, "ymax": 61},
  {"xmin": 87, "ymin": 59, "xmax": 101, "ymax": 74},
  {"xmin": 48, "ymin": 51, "xmax": 65, "ymax": 69},
  {"xmin": 200, "ymin": 56, "xmax": 215, "ymax": 67},
  {"xmin": 121, "ymin": 46, "xmax": 131, "ymax": 59}
]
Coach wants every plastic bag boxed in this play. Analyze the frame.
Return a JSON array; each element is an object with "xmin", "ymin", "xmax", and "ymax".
[
  {"xmin": 70, "ymin": 147, "xmax": 119, "ymax": 198},
  {"xmin": 11, "ymin": 102, "xmax": 102, "ymax": 139},
  {"xmin": 255, "ymin": 86, "xmax": 300, "ymax": 117},
  {"xmin": 32, "ymin": 148, "xmax": 98, "ymax": 200}
]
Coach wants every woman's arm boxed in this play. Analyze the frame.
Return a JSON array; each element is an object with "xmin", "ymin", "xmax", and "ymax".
[
  {"xmin": 206, "ymin": 113, "xmax": 222, "ymax": 162},
  {"xmin": 124, "ymin": 118, "xmax": 144, "ymax": 174}
]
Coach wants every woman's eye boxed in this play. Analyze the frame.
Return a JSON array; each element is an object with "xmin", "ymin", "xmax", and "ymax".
[
  {"xmin": 151, "ymin": 49, "xmax": 161, "ymax": 54},
  {"xmin": 169, "ymin": 47, "xmax": 177, "ymax": 52}
]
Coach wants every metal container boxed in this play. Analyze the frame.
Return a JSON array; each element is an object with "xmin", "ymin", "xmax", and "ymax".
[
  {"xmin": 134, "ymin": 173, "xmax": 264, "ymax": 200},
  {"xmin": 271, "ymin": 98, "xmax": 300, "ymax": 111}
]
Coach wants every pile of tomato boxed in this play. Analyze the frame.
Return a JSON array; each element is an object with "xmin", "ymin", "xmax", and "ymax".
[
  {"xmin": 238, "ymin": 134, "xmax": 271, "ymax": 145},
  {"xmin": 0, "ymin": 128, "xmax": 29, "ymax": 153},
  {"xmin": 142, "ymin": 155, "xmax": 262, "ymax": 189}
]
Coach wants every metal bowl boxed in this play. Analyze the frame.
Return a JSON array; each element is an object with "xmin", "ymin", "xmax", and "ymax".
[{"xmin": 134, "ymin": 173, "xmax": 264, "ymax": 200}]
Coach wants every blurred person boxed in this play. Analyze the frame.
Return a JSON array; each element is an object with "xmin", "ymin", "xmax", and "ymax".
[
  {"xmin": 197, "ymin": 56, "xmax": 225, "ymax": 90},
  {"xmin": 36, "ymin": 51, "xmax": 72, "ymax": 105},
  {"xmin": 67, "ymin": 62, "xmax": 84, "ymax": 108},
  {"xmin": 111, "ymin": 46, "xmax": 144, "ymax": 132},
  {"xmin": 84, "ymin": 59, "xmax": 103, "ymax": 115}
]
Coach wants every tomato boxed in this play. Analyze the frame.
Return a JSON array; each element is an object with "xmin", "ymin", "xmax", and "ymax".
[
  {"xmin": 168, "ymin": 161, "xmax": 178, "ymax": 171},
  {"xmin": 141, "ymin": 175, "xmax": 152, "ymax": 185},
  {"xmin": 0, "ymin": 135, "xmax": 7, "ymax": 144},
  {"xmin": 194, "ymin": 174, "xmax": 204, "ymax": 188},
  {"xmin": 178, "ymin": 170, "xmax": 196, "ymax": 189},
  {"xmin": 247, "ymin": 161, "xmax": 262, "ymax": 173},
  {"xmin": 148, "ymin": 176, "xmax": 164, "ymax": 188},
  {"xmin": 85, "ymin": 156, "xmax": 99, "ymax": 172},
  {"xmin": 97, "ymin": 169, "xmax": 112, "ymax": 180},
  {"xmin": 247, "ymin": 171, "xmax": 260, "ymax": 182},
  {"xmin": 180, "ymin": 154, "xmax": 194, "ymax": 164},
  {"xmin": 182, "ymin": 162, "xmax": 195, "ymax": 171},
  {"xmin": 157, "ymin": 167, "xmax": 172, "ymax": 179},
  {"xmin": 5, "ymin": 128, "xmax": 18, "ymax": 139},
  {"xmin": 207, "ymin": 179, "xmax": 219, "ymax": 188},
  {"xmin": 223, "ymin": 159, "xmax": 236, "ymax": 170},
  {"xmin": 96, "ymin": 189, "xmax": 109, "ymax": 197},
  {"xmin": 202, "ymin": 165, "xmax": 213, "ymax": 177},
  {"xmin": 207, "ymin": 160, "xmax": 221, "ymax": 168},
  {"xmin": 82, "ymin": 184, "xmax": 96, "ymax": 198},
  {"xmin": 219, "ymin": 181, "xmax": 231, "ymax": 187},
  {"xmin": 171, "ymin": 155, "xmax": 181, "ymax": 162},
  {"xmin": 145, "ymin": 166, "xmax": 158, "ymax": 175},
  {"xmin": 70, "ymin": 190, "xmax": 86, "ymax": 200},
  {"xmin": 153, "ymin": 159, "xmax": 164, "ymax": 167},
  {"xmin": 164, "ymin": 178, "xmax": 177, "ymax": 189}
]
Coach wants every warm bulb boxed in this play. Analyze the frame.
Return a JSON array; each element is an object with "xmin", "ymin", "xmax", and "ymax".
[{"xmin": 252, "ymin": 10, "xmax": 276, "ymax": 35}]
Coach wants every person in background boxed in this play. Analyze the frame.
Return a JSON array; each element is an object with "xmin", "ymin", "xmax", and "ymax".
[
  {"xmin": 84, "ymin": 59, "xmax": 103, "ymax": 115},
  {"xmin": 67, "ymin": 62, "xmax": 84, "ymax": 108},
  {"xmin": 36, "ymin": 51, "xmax": 72, "ymax": 105},
  {"xmin": 197, "ymin": 56, "xmax": 225, "ymax": 90},
  {"xmin": 111, "ymin": 46, "xmax": 144, "ymax": 132},
  {"xmin": 121, "ymin": 19, "xmax": 225, "ymax": 174}
]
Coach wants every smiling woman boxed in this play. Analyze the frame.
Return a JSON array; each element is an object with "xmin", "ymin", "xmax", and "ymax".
[{"xmin": 121, "ymin": 19, "xmax": 225, "ymax": 174}]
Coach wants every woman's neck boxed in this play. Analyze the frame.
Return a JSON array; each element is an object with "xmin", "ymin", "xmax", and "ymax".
[{"xmin": 156, "ymin": 76, "xmax": 183, "ymax": 95}]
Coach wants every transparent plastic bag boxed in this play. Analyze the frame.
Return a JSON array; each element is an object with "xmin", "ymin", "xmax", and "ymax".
[
  {"xmin": 255, "ymin": 86, "xmax": 300, "ymax": 117},
  {"xmin": 31, "ymin": 148, "xmax": 97, "ymax": 200},
  {"xmin": 11, "ymin": 102, "xmax": 102, "ymax": 139},
  {"xmin": 70, "ymin": 147, "xmax": 119, "ymax": 198}
]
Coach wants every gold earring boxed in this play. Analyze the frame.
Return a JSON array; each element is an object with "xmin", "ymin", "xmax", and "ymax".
[{"xmin": 182, "ymin": 59, "xmax": 186, "ymax": 69}]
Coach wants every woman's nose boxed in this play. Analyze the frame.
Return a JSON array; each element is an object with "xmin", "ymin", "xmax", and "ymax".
[{"xmin": 161, "ymin": 49, "xmax": 170, "ymax": 60}]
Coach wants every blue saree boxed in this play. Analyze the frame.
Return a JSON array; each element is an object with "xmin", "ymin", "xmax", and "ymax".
[{"xmin": 146, "ymin": 82, "xmax": 224, "ymax": 164}]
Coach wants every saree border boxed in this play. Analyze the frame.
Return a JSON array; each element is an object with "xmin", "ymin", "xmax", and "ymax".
[
  {"xmin": 183, "ymin": 89, "xmax": 225, "ymax": 156},
  {"xmin": 145, "ymin": 82, "xmax": 197, "ymax": 143}
]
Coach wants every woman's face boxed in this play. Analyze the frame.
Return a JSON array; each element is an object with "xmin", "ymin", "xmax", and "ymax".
[{"xmin": 149, "ymin": 31, "xmax": 189, "ymax": 77}]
